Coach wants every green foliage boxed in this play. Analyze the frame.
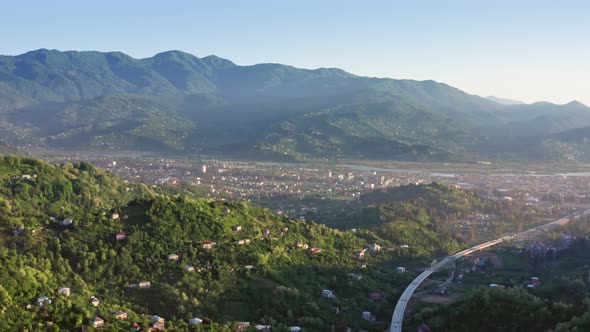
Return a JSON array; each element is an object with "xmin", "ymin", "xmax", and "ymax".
[{"xmin": 0, "ymin": 156, "xmax": 418, "ymax": 331}]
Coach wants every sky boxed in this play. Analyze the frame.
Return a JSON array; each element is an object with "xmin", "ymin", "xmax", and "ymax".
[{"xmin": 1, "ymin": 0, "xmax": 589, "ymax": 105}]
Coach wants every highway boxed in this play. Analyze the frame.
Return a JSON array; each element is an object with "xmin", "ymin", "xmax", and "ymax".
[{"xmin": 389, "ymin": 213, "xmax": 580, "ymax": 332}]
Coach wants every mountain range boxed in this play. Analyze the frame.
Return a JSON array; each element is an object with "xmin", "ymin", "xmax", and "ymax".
[{"xmin": 1, "ymin": 49, "xmax": 589, "ymax": 161}]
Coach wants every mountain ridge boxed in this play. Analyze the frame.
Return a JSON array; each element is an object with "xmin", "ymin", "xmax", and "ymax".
[{"xmin": 1, "ymin": 49, "xmax": 589, "ymax": 161}]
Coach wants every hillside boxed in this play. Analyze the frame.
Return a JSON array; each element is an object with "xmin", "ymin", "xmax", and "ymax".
[
  {"xmin": 0, "ymin": 156, "xmax": 447, "ymax": 331},
  {"xmin": 1, "ymin": 50, "xmax": 590, "ymax": 161}
]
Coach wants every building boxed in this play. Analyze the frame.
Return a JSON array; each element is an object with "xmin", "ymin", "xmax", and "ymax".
[
  {"xmin": 202, "ymin": 241, "xmax": 216, "ymax": 249},
  {"xmin": 59, "ymin": 218, "xmax": 73, "ymax": 226},
  {"xmin": 396, "ymin": 267, "xmax": 406, "ymax": 273},
  {"xmin": 90, "ymin": 296, "xmax": 100, "ymax": 307},
  {"xmin": 152, "ymin": 321, "xmax": 165, "ymax": 330},
  {"xmin": 116, "ymin": 232, "xmax": 126, "ymax": 240},
  {"xmin": 355, "ymin": 250, "xmax": 366, "ymax": 258},
  {"xmin": 37, "ymin": 296, "xmax": 51, "ymax": 307},
  {"xmin": 296, "ymin": 242, "xmax": 309, "ymax": 250},
  {"xmin": 111, "ymin": 213, "xmax": 120, "ymax": 220},
  {"xmin": 201, "ymin": 164, "xmax": 207, "ymax": 174},
  {"xmin": 362, "ymin": 311, "xmax": 375, "ymax": 321},
  {"xmin": 321, "ymin": 289, "xmax": 334, "ymax": 298},
  {"xmin": 348, "ymin": 273, "xmax": 363, "ymax": 281},
  {"xmin": 368, "ymin": 243, "xmax": 381, "ymax": 253},
  {"xmin": 232, "ymin": 225, "xmax": 243, "ymax": 232},
  {"xmin": 188, "ymin": 318, "xmax": 203, "ymax": 326},
  {"xmin": 369, "ymin": 292, "xmax": 383, "ymax": 301},
  {"xmin": 89, "ymin": 317, "xmax": 104, "ymax": 328},
  {"xmin": 263, "ymin": 229, "xmax": 271, "ymax": 236},
  {"xmin": 185, "ymin": 265, "xmax": 195, "ymax": 272},
  {"xmin": 167, "ymin": 253, "xmax": 179, "ymax": 261},
  {"xmin": 57, "ymin": 287, "xmax": 71, "ymax": 296},
  {"xmin": 236, "ymin": 322, "xmax": 250, "ymax": 331},
  {"xmin": 139, "ymin": 281, "xmax": 151, "ymax": 288},
  {"xmin": 236, "ymin": 239, "xmax": 251, "ymax": 245},
  {"xmin": 111, "ymin": 311, "xmax": 127, "ymax": 320},
  {"xmin": 254, "ymin": 325, "xmax": 271, "ymax": 331},
  {"xmin": 310, "ymin": 247, "xmax": 322, "ymax": 255}
]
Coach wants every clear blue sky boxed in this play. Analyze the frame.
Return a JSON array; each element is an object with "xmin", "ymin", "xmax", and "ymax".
[{"xmin": 2, "ymin": 0, "xmax": 589, "ymax": 105}]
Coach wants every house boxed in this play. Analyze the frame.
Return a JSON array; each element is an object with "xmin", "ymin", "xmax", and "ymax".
[
  {"xmin": 236, "ymin": 321, "xmax": 250, "ymax": 331},
  {"xmin": 37, "ymin": 296, "xmax": 51, "ymax": 307},
  {"xmin": 310, "ymin": 247, "xmax": 322, "ymax": 255},
  {"xmin": 202, "ymin": 241, "xmax": 216, "ymax": 249},
  {"xmin": 232, "ymin": 225, "xmax": 243, "ymax": 232},
  {"xmin": 355, "ymin": 250, "xmax": 366, "ymax": 258},
  {"xmin": 431, "ymin": 284, "xmax": 449, "ymax": 295},
  {"xmin": 185, "ymin": 266, "xmax": 195, "ymax": 272},
  {"xmin": 116, "ymin": 232, "xmax": 126, "ymax": 240},
  {"xmin": 223, "ymin": 209, "xmax": 231, "ymax": 215},
  {"xmin": 321, "ymin": 289, "xmax": 334, "ymax": 298},
  {"xmin": 369, "ymin": 292, "xmax": 383, "ymax": 301},
  {"xmin": 167, "ymin": 254, "xmax": 179, "ymax": 261},
  {"xmin": 263, "ymin": 229, "xmax": 271, "ymax": 236},
  {"xmin": 111, "ymin": 213, "xmax": 120, "ymax": 220},
  {"xmin": 348, "ymin": 273, "xmax": 363, "ymax": 281},
  {"xmin": 150, "ymin": 315, "xmax": 165, "ymax": 323},
  {"xmin": 90, "ymin": 296, "xmax": 100, "ymax": 307},
  {"xmin": 362, "ymin": 311, "xmax": 375, "ymax": 321},
  {"xmin": 132, "ymin": 322, "xmax": 140, "ymax": 331},
  {"xmin": 152, "ymin": 321, "xmax": 165, "ymax": 330},
  {"xmin": 289, "ymin": 327, "xmax": 301, "ymax": 332},
  {"xmin": 531, "ymin": 277, "xmax": 541, "ymax": 287},
  {"xmin": 368, "ymin": 243, "xmax": 381, "ymax": 253},
  {"xmin": 396, "ymin": 267, "xmax": 406, "ymax": 273},
  {"xmin": 57, "ymin": 287, "xmax": 71, "ymax": 296},
  {"xmin": 254, "ymin": 324, "xmax": 271, "ymax": 331},
  {"xmin": 139, "ymin": 281, "xmax": 151, "ymax": 288},
  {"xmin": 282, "ymin": 227, "xmax": 289, "ymax": 233},
  {"xmin": 244, "ymin": 265, "xmax": 254, "ymax": 270},
  {"xmin": 111, "ymin": 311, "xmax": 127, "ymax": 320},
  {"xmin": 89, "ymin": 317, "xmax": 104, "ymax": 328},
  {"xmin": 236, "ymin": 239, "xmax": 251, "ymax": 245},
  {"xmin": 296, "ymin": 242, "xmax": 309, "ymax": 250},
  {"xmin": 188, "ymin": 317, "xmax": 203, "ymax": 326},
  {"xmin": 59, "ymin": 218, "xmax": 73, "ymax": 226},
  {"xmin": 399, "ymin": 244, "xmax": 410, "ymax": 249}
]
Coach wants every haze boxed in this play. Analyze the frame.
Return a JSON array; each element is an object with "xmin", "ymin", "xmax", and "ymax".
[{"xmin": 1, "ymin": 0, "xmax": 588, "ymax": 105}]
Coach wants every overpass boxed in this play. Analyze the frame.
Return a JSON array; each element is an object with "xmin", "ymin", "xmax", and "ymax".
[{"xmin": 389, "ymin": 213, "xmax": 580, "ymax": 332}]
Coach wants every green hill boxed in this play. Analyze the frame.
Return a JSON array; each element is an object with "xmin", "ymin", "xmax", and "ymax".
[
  {"xmin": 1, "ymin": 49, "xmax": 590, "ymax": 161},
  {"xmin": 2, "ymin": 156, "xmax": 454, "ymax": 331}
]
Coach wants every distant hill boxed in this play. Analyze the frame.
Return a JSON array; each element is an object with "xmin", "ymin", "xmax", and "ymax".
[
  {"xmin": 1, "ymin": 49, "xmax": 590, "ymax": 161},
  {"xmin": 486, "ymin": 96, "xmax": 525, "ymax": 105}
]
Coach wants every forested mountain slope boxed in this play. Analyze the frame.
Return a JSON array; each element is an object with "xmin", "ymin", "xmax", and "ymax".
[{"xmin": 1, "ymin": 49, "xmax": 589, "ymax": 161}]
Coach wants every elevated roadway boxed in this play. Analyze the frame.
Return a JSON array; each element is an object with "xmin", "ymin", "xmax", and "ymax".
[{"xmin": 389, "ymin": 213, "xmax": 580, "ymax": 332}]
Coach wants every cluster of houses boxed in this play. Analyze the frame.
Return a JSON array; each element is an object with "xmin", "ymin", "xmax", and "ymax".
[
  {"xmin": 524, "ymin": 235, "xmax": 575, "ymax": 260},
  {"xmin": 355, "ymin": 243, "xmax": 382, "ymax": 259}
]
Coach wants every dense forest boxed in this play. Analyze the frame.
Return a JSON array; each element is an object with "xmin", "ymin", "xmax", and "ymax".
[{"xmin": 0, "ymin": 155, "xmax": 442, "ymax": 331}]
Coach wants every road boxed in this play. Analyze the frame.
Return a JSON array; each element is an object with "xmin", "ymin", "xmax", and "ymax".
[{"xmin": 389, "ymin": 213, "xmax": 580, "ymax": 332}]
